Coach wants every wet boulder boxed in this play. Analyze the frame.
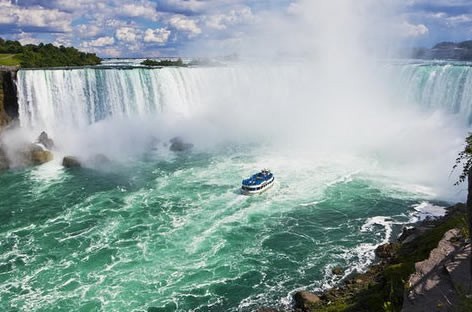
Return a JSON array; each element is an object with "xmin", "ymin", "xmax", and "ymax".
[
  {"xmin": 169, "ymin": 137, "xmax": 193, "ymax": 152},
  {"xmin": 375, "ymin": 243, "xmax": 396, "ymax": 260},
  {"xmin": 37, "ymin": 131, "xmax": 54, "ymax": 150},
  {"xmin": 293, "ymin": 291, "xmax": 321, "ymax": 311},
  {"xmin": 20, "ymin": 143, "xmax": 53, "ymax": 165},
  {"xmin": 31, "ymin": 148, "xmax": 53, "ymax": 165},
  {"xmin": 62, "ymin": 156, "xmax": 81, "ymax": 168},
  {"xmin": 332, "ymin": 266, "xmax": 345, "ymax": 276},
  {"xmin": 398, "ymin": 227, "xmax": 416, "ymax": 243}
]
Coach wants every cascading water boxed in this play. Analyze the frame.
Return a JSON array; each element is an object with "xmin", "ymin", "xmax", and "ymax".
[
  {"xmin": 17, "ymin": 67, "xmax": 198, "ymax": 129},
  {"xmin": 16, "ymin": 65, "xmax": 306, "ymax": 134},
  {"xmin": 390, "ymin": 61, "xmax": 472, "ymax": 124},
  {"xmin": 17, "ymin": 61, "xmax": 472, "ymax": 134}
]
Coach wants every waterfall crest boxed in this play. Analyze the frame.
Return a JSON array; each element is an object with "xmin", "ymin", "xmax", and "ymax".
[{"xmin": 16, "ymin": 62, "xmax": 472, "ymax": 132}]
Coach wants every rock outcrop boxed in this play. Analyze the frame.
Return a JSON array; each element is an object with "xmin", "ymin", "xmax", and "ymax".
[
  {"xmin": 0, "ymin": 69, "xmax": 18, "ymax": 130},
  {"xmin": 402, "ymin": 229, "xmax": 470, "ymax": 311},
  {"xmin": 375, "ymin": 243, "xmax": 396, "ymax": 260},
  {"xmin": 37, "ymin": 131, "xmax": 54, "ymax": 149},
  {"xmin": 62, "ymin": 156, "xmax": 81, "ymax": 168},
  {"xmin": 23, "ymin": 143, "xmax": 53, "ymax": 165},
  {"xmin": 292, "ymin": 291, "xmax": 321, "ymax": 311},
  {"xmin": 0, "ymin": 132, "xmax": 55, "ymax": 169},
  {"xmin": 169, "ymin": 137, "xmax": 193, "ymax": 152}
]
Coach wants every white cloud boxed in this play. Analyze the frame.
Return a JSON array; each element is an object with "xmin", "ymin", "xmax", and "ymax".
[
  {"xmin": 0, "ymin": 1, "xmax": 72, "ymax": 32},
  {"xmin": 15, "ymin": 32, "xmax": 41, "ymax": 45},
  {"xmin": 401, "ymin": 21, "xmax": 429, "ymax": 37},
  {"xmin": 144, "ymin": 28, "xmax": 171, "ymax": 44},
  {"xmin": 53, "ymin": 34, "xmax": 73, "ymax": 47},
  {"xmin": 168, "ymin": 15, "xmax": 202, "ymax": 37},
  {"xmin": 406, "ymin": 0, "xmax": 472, "ymax": 6},
  {"xmin": 115, "ymin": 27, "xmax": 141, "ymax": 43},
  {"xmin": 118, "ymin": 2, "xmax": 159, "ymax": 21},
  {"xmin": 431, "ymin": 13, "xmax": 472, "ymax": 25},
  {"xmin": 83, "ymin": 36, "xmax": 115, "ymax": 47},
  {"xmin": 53, "ymin": 0, "xmax": 100, "ymax": 12},
  {"xmin": 77, "ymin": 24, "xmax": 102, "ymax": 38},
  {"xmin": 102, "ymin": 47, "xmax": 122, "ymax": 57},
  {"xmin": 447, "ymin": 14, "xmax": 472, "ymax": 23},
  {"xmin": 204, "ymin": 7, "xmax": 254, "ymax": 30}
]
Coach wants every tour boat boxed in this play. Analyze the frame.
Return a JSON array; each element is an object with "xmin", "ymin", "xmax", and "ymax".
[{"xmin": 241, "ymin": 169, "xmax": 275, "ymax": 194}]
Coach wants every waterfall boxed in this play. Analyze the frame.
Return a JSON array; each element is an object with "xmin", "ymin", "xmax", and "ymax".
[
  {"xmin": 16, "ymin": 61, "xmax": 472, "ymax": 133},
  {"xmin": 17, "ymin": 67, "xmax": 207, "ymax": 130},
  {"xmin": 16, "ymin": 65, "xmax": 304, "ymax": 132},
  {"xmin": 391, "ymin": 61, "xmax": 472, "ymax": 124}
]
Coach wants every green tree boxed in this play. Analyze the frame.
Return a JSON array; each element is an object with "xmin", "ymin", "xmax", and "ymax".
[
  {"xmin": 453, "ymin": 133, "xmax": 472, "ymax": 292},
  {"xmin": 0, "ymin": 37, "xmax": 101, "ymax": 68},
  {"xmin": 453, "ymin": 134, "xmax": 472, "ymax": 185},
  {"xmin": 141, "ymin": 58, "xmax": 184, "ymax": 67}
]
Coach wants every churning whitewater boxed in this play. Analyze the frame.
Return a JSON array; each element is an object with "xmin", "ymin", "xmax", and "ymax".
[{"xmin": 0, "ymin": 61, "xmax": 470, "ymax": 311}]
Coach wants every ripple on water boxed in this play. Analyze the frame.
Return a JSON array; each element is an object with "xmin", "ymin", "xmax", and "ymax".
[{"xmin": 0, "ymin": 148, "xmax": 445, "ymax": 311}]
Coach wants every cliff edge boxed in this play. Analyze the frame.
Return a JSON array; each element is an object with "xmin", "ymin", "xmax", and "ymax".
[{"xmin": 0, "ymin": 66, "xmax": 19, "ymax": 130}]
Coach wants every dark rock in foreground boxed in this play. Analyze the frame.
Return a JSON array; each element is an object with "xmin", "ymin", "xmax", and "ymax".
[
  {"xmin": 37, "ymin": 131, "xmax": 54, "ymax": 149},
  {"xmin": 169, "ymin": 136, "xmax": 193, "ymax": 152},
  {"xmin": 62, "ymin": 156, "xmax": 81, "ymax": 168},
  {"xmin": 293, "ymin": 290, "xmax": 320, "ymax": 311}
]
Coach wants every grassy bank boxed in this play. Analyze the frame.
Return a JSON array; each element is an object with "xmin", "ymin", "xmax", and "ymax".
[
  {"xmin": 311, "ymin": 204, "xmax": 468, "ymax": 312},
  {"xmin": 0, "ymin": 38, "xmax": 101, "ymax": 68},
  {"xmin": 0, "ymin": 54, "xmax": 21, "ymax": 67}
]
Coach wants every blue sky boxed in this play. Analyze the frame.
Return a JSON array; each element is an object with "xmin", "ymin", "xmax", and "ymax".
[{"xmin": 0, "ymin": 0, "xmax": 471, "ymax": 57}]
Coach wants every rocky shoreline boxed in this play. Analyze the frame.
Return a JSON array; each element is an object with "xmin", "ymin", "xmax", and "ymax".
[{"xmin": 258, "ymin": 203, "xmax": 471, "ymax": 312}]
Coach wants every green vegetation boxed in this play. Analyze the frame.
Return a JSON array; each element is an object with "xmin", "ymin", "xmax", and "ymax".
[
  {"xmin": 141, "ymin": 58, "xmax": 184, "ymax": 67},
  {"xmin": 0, "ymin": 54, "xmax": 21, "ymax": 66},
  {"xmin": 0, "ymin": 38, "xmax": 101, "ymax": 68},
  {"xmin": 453, "ymin": 133, "xmax": 472, "ymax": 185},
  {"xmin": 313, "ymin": 205, "xmax": 467, "ymax": 312}
]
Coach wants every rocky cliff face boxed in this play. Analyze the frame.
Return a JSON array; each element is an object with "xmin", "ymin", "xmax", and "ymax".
[{"xmin": 0, "ymin": 68, "xmax": 19, "ymax": 130}]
